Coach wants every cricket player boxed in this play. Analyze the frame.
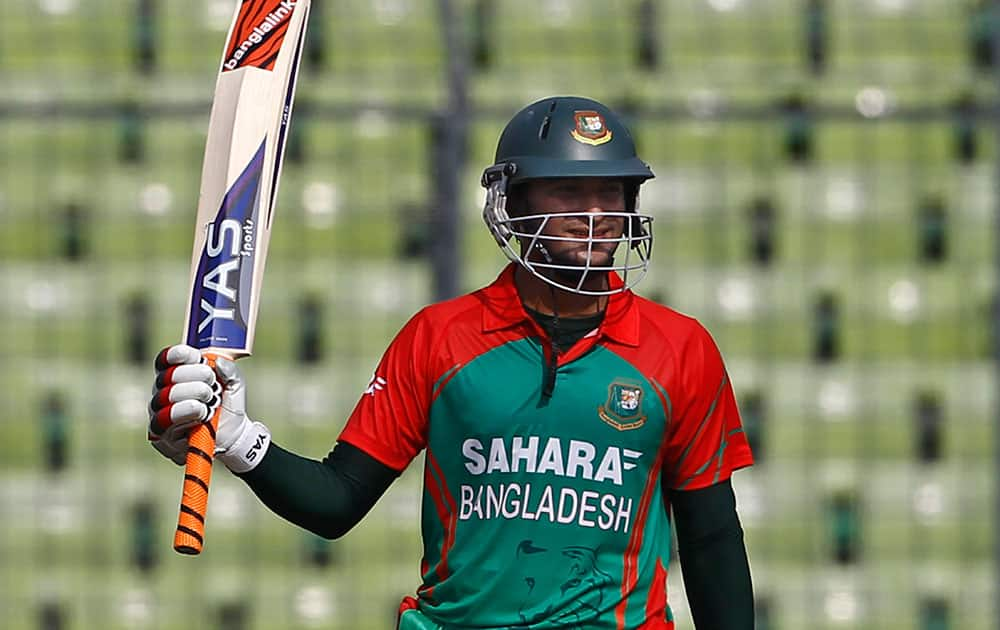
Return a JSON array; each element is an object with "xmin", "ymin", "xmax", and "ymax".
[{"xmin": 148, "ymin": 96, "xmax": 755, "ymax": 629}]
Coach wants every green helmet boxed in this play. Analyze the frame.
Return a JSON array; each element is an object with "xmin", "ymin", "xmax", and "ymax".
[{"xmin": 481, "ymin": 96, "xmax": 655, "ymax": 295}]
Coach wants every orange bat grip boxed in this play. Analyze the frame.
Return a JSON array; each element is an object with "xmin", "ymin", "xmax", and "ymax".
[{"xmin": 173, "ymin": 352, "xmax": 222, "ymax": 555}]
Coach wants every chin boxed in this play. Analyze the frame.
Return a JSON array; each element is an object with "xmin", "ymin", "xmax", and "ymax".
[{"xmin": 584, "ymin": 254, "xmax": 614, "ymax": 266}]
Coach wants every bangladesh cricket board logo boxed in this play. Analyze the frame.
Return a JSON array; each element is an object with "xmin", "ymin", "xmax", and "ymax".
[
  {"xmin": 571, "ymin": 110, "xmax": 613, "ymax": 146},
  {"xmin": 598, "ymin": 380, "xmax": 646, "ymax": 431}
]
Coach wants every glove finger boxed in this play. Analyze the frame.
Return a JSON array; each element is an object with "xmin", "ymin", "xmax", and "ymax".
[
  {"xmin": 155, "ymin": 344, "xmax": 204, "ymax": 370},
  {"xmin": 162, "ymin": 420, "xmax": 197, "ymax": 444},
  {"xmin": 149, "ymin": 433, "xmax": 188, "ymax": 466},
  {"xmin": 150, "ymin": 381, "xmax": 219, "ymax": 412},
  {"xmin": 148, "ymin": 410, "xmax": 196, "ymax": 438},
  {"xmin": 214, "ymin": 358, "xmax": 241, "ymax": 389},
  {"xmin": 155, "ymin": 363, "xmax": 216, "ymax": 389},
  {"xmin": 149, "ymin": 399, "xmax": 209, "ymax": 436}
]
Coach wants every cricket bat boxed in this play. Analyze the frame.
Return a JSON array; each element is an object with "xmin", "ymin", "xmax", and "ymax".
[{"xmin": 174, "ymin": 0, "xmax": 311, "ymax": 555}]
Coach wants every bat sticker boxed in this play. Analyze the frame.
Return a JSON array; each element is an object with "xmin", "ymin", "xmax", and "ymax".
[
  {"xmin": 186, "ymin": 140, "xmax": 265, "ymax": 350},
  {"xmin": 266, "ymin": 11, "xmax": 307, "ymax": 225},
  {"xmin": 224, "ymin": 0, "xmax": 300, "ymax": 71}
]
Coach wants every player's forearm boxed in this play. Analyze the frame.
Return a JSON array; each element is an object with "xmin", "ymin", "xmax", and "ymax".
[
  {"xmin": 678, "ymin": 520, "xmax": 753, "ymax": 629},
  {"xmin": 237, "ymin": 441, "xmax": 399, "ymax": 539},
  {"xmin": 670, "ymin": 480, "xmax": 754, "ymax": 630}
]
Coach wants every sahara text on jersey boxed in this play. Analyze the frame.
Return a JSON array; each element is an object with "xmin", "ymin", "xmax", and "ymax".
[{"xmin": 458, "ymin": 436, "xmax": 644, "ymax": 533}]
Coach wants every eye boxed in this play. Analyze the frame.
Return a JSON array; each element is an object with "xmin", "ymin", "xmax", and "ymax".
[{"xmin": 597, "ymin": 187, "xmax": 624, "ymax": 204}]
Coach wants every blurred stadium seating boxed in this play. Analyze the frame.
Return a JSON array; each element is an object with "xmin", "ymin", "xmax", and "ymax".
[{"xmin": 0, "ymin": 0, "xmax": 996, "ymax": 628}]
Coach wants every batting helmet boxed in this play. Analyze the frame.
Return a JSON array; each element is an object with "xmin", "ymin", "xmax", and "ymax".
[{"xmin": 481, "ymin": 96, "xmax": 655, "ymax": 295}]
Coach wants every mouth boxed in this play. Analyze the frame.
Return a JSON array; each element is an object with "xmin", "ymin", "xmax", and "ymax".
[{"xmin": 564, "ymin": 227, "xmax": 617, "ymax": 240}]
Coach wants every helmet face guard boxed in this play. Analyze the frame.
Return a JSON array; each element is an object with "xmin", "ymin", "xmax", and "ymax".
[
  {"xmin": 481, "ymin": 97, "xmax": 655, "ymax": 296},
  {"xmin": 483, "ymin": 165, "xmax": 653, "ymax": 295}
]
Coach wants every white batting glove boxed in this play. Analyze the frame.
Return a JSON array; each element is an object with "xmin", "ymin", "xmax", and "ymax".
[
  {"xmin": 148, "ymin": 345, "xmax": 219, "ymax": 465},
  {"xmin": 212, "ymin": 356, "xmax": 271, "ymax": 472},
  {"xmin": 147, "ymin": 345, "xmax": 270, "ymax": 473}
]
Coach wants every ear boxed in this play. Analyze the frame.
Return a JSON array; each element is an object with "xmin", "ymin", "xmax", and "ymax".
[
  {"xmin": 625, "ymin": 180, "xmax": 640, "ymax": 213},
  {"xmin": 507, "ymin": 182, "xmax": 528, "ymax": 217}
]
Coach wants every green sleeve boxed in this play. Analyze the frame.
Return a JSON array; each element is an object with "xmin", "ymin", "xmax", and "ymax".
[
  {"xmin": 237, "ymin": 441, "xmax": 400, "ymax": 539},
  {"xmin": 668, "ymin": 479, "xmax": 754, "ymax": 630}
]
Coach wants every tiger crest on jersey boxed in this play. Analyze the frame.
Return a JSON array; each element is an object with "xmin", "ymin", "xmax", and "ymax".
[{"xmin": 598, "ymin": 380, "xmax": 647, "ymax": 430}]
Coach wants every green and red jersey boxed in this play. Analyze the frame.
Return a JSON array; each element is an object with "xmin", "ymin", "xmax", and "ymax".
[{"xmin": 339, "ymin": 264, "xmax": 753, "ymax": 629}]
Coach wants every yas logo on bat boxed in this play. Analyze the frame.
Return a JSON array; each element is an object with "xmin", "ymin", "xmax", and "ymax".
[
  {"xmin": 196, "ymin": 217, "xmax": 256, "ymax": 334},
  {"xmin": 189, "ymin": 140, "xmax": 266, "ymax": 349}
]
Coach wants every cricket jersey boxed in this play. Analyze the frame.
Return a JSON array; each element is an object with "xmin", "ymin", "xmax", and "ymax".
[{"xmin": 339, "ymin": 264, "xmax": 754, "ymax": 630}]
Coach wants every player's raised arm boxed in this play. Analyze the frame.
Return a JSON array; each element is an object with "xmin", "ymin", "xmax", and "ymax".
[{"xmin": 148, "ymin": 344, "xmax": 401, "ymax": 540}]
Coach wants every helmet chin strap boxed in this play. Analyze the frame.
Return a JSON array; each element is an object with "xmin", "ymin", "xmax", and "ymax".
[{"xmin": 533, "ymin": 241, "xmax": 554, "ymax": 264}]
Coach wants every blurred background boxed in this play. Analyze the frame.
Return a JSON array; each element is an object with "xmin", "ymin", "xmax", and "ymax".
[{"xmin": 0, "ymin": 0, "xmax": 997, "ymax": 628}]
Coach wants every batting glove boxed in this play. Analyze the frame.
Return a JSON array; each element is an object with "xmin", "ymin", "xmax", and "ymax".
[{"xmin": 148, "ymin": 345, "xmax": 270, "ymax": 473}]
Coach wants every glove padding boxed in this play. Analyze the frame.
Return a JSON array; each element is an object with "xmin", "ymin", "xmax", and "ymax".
[
  {"xmin": 148, "ymin": 345, "xmax": 219, "ymax": 465},
  {"xmin": 148, "ymin": 345, "xmax": 270, "ymax": 472}
]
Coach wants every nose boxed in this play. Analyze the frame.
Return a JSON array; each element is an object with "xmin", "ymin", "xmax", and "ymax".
[
  {"xmin": 566, "ymin": 212, "xmax": 621, "ymax": 239},
  {"xmin": 581, "ymin": 193, "xmax": 611, "ymax": 214}
]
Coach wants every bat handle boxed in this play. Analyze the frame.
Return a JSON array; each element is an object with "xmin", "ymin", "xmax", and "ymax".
[{"xmin": 173, "ymin": 352, "xmax": 221, "ymax": 555}]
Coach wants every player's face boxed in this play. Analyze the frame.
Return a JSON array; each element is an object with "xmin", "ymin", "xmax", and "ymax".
[{"xmin": 520, "ymin": 177, "xmax": 627, "ymax": 269}]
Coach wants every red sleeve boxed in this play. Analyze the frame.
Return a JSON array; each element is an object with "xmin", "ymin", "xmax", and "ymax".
[
  {"xmin": 336, "ymin": 310, "xmax": 434, "ymax": 472},
  {"xmin": 663, "ymin": 323, "xmax": 753, "ymax": 490}
]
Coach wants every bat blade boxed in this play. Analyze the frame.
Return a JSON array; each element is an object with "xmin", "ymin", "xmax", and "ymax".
[
  {"xmin": 174, "ymin": 0, "xmax": 311, "ymax": 556},
  {"xmin": 184, "ymin": 0, "xmax": 310, "ymax": 359}
]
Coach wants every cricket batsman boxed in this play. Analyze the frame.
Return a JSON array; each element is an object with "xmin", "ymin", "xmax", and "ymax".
[{"xmin": 148, "ymin": 96, "xmax": 755, "ymax": 629}]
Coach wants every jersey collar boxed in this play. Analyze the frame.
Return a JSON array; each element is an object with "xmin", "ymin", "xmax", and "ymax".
[{"xmin": 480, "ymin": 263, "xmax": 640, "ymax": 347}]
